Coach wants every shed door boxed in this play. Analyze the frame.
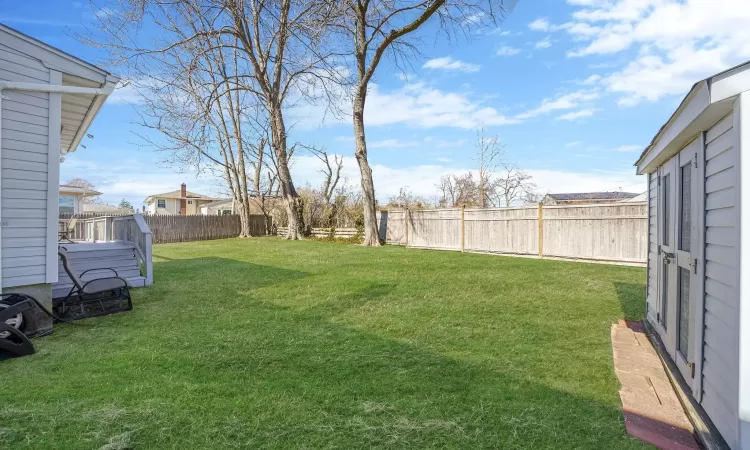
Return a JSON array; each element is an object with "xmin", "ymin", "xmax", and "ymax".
[{"xmin": 658, "ymin": 146, "xmax": 698, "ymax": 383}]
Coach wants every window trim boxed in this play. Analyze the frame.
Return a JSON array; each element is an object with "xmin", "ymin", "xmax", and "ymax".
[{"xmin": 156, "ymin": 199, "xmax": 167, "ymax": 208}]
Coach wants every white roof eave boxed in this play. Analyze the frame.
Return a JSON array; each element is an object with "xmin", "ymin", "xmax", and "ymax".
[{"xmin": 636, "ymin": 60, "xmax": 750, "ymax": 175}]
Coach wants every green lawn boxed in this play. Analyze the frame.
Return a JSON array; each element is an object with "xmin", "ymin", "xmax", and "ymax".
[{"xmin": 0, "ymin": 238, "xmax": 649, "ymax": 449}]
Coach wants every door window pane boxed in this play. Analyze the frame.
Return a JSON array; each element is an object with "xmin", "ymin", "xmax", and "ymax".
[
  {"xmin": 663, "ymin": 174, "xmax": 671, "ymax": 245},
  {"xmin": 678, "ymin": 267, "xmax": 691, "ymax": 357},
  {"xmin": 680, "ymin": 165, "xmax": 691, "ymax": 251}
]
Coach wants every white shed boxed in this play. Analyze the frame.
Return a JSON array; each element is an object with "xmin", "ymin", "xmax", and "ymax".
[
  {"xmin": 0, "ymin": 24, "xmax": 119, "ymax": 333},
  {"xmin": 636, "ymin": 61, "xmax": 750, "ymax": 449}
]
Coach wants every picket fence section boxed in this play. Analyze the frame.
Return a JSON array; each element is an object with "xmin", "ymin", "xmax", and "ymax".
[
  {"xmin": 376, "ymin": 202, "xmax": 648, "ymax": 265},
  {"xmin": 277, "ymin": 227, "xmax": 359, "ymax": 238}
]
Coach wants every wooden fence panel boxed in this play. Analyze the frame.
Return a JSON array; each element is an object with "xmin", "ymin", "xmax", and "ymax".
[
  {"xmin": 464, "ymin": 207, "xmax": 538, "ymax": 255},
  {"xmin": 407, "ymin": 209, "xmax": 462, "ymax": 250},
  {"xmin": 142, "ymin": 215, "xmax": 266, "ymax": 244},
  {"xmin": 541, "ymin": 203, "xmax": 648, "ymax": 263},
  {"xmin": 378, "ymin": 203, "xmax": 647, "ymax": 265},
  {"xmin": 377, "ymin": 210, "xmax": 405, "ymax": 244}
]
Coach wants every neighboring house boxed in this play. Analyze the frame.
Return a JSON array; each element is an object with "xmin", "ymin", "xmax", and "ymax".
[
  {"xmin": 199, "ymin": 199, "xmax": 234, "ymax": 216},
  {"xmin": 58, "ymin": 184, "xmax": 101, "ymax": 214},
  {"xmin": 635, "ymin": 61, "xmax": 750, "ymax": 450},
  {"xmin": 82, "ymin": 203, "xmax": 132, "ymax": 214},
  {"xmin": 143, "ymin": 183, "xmax": 219, "ymax": 216},
  {"xmin": 199, "ymin": 198, "xmax": 269, "ymax": 216},
  {"xmin": 618, "ymin": 191, "xmax": 648, "ymax": 203},
  {"xmin": 0, "ymin": 25, "xmax": 119, "ymax": 333},
  {"xmin": 542, "ymin": 192, "xmax": 639, "ymax": 205}
]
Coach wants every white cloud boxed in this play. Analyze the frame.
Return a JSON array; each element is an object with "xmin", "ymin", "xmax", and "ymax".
[
  {"xmin": 581, "ymin": 74, "xmax": 602, "ymax": 85},
  {"xmin": 95, "ymin": 7, "xmax": 116, "ymax": 18},
  {"xmin": 436, "ymin": 157, "xmax": 453, "ymax": 163},
  {"xmin": 363, "ymin": 82, "xmax": 520, "ymax": 129},
  {"xmin": 368, "ymin": 139, "xmax": 420, "ymax": 149},
  {"xmin": 107, "ymin": 81, "xmax": 144, "ymax": 105},
  {"xmin": 515, "ymin": 90, "xmax": 599, "ymax": 120},
  {"xmin": 529, "ymin": 18, "xmax": 551, "ymax": 31},
  {"xmin": 463, "ymin": 12, "xmax": 486, "ymax": 25},
  {"xmin": 557, "ymin": 109, "xmax": 596, "ymax": 121},
  {"xmin": 556, "ymin": 0, "xmax": 750, "ymax": 104},
  {"xmin": 423, "ymin": 57, "xmax": 480, "ymax": 73},
  {"xmin": 535, "ymin": 37, "xmax": 553, "ymax": 49},
  {"xmin": 565, "ymin": 141, "xmax": 583, "ymax": 147},
  {"xmin": 613, "ymin": 144, "xmax": 642, "ymax": 152},
  {"xmin": 288, "ymin": 80, "xmax": 520, "ymax": 130},
  {"xmin": 496, "ymin": 46, "xmax": 521, "ymax": 56}
]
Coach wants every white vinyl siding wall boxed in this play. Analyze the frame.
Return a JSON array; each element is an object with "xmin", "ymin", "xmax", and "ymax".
[
  {"xmin": 646, "ymin": 172, "xmax": 658, "ymax": 320},
  {"xmin": 0, "ymin": 42, "xmax": 51, "ymax": 288},
  {"xmin": 701, "ymin": 112, "xmax": 740, "ymax": 449}
]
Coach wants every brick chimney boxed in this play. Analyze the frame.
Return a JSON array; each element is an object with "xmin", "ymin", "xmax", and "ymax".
[{"xmin": 180, "ymin": 183, "xmax": 187, "ymax": 216}]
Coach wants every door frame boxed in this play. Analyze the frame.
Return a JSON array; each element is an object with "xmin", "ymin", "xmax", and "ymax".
[
  {"xmin": 656, "ymin": 156, "xmax": 677, "ymax": 350},
  {"xmin": 655, "ymin": 138, "xmax": 702, "ymax": 389},
  {"xmin": 673, "ymin": 143, "xmax": 698, "ymax": 384}
]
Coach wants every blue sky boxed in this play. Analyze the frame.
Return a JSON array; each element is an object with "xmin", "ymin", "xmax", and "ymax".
[{"xmin": 3, "ymin": 0, "xmax": 749, "ymax": 207}]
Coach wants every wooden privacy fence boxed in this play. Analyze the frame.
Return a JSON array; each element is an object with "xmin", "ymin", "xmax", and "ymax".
[
  {"xmin": 143, "ymin": 215, "xmax": 267, "ymax": 244},
  {"xmin": 377, "ymin": 202, "xmax": 648, "ymax": 265}
]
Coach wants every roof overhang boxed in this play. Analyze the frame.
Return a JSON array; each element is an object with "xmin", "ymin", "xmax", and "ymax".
[
  {"xmin": 0, "ymin": 24, "xmax": 120, "ymax": 155},
  {"xmin": 59, "ymin": 185, "xmax": 102, "ymax": 196},
  {"xmin": 636, "ymin": 61, "xmax": 750, "ymax": 175}
]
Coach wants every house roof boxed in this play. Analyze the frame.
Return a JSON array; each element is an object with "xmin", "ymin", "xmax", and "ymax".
[
  {"xmin": 0, "ymin": 24, "xmax": 120, "ymax": 155},
  {"xmin": 636, "ymin": 59, "xmax": 750, "ymax": 174},
  {"xmin": 59, "ymin": 184, "xmax": 102, "ymax": 197},
  {"xmin": 619, "ymin": 192, "xmax": 648, "ymax": 203},
  {"xmin": 143, "ymin": 190, "xmax": 221, "ymax": 204},
  {"xmin": 82, "ymin": 203, "xmax": 131, "ymax": 213},
  {"xmin": 200, "ymin": 199, "xmax": 233, "ymax": 208},
  {"xmin": 545, "ymin": 192, "xmax": 639, "ymax": 202}
]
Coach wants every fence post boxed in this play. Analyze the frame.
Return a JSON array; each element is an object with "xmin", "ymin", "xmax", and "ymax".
[
  {"xmin": 404, "ymin": 209, "xmax": 409, "ymax": 247},
  {"xmin": 460, "ymin": 205, "xmax": 465, "ymax": 252},
  {"xmin": 537, "ymin": 203, "xmax": 543, "ymax": 258}
]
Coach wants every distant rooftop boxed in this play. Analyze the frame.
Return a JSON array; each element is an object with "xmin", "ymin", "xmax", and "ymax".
[{"xmin": 546, "ymin": 192, "xmax": 639, "ymax": 201}]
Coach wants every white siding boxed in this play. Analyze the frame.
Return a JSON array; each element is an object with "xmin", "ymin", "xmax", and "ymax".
[
  {"xmin": 148, "ymin": 198, "xmax": 180, "ymax": 215},
  {"xmin": 1, "ymin": 41, "xmax": 51, "ymax": 288},
  {"xmin": 702, "ymin": 112, "xmax": 740, "ymax": 449},
  {"xmin": 647, "ymin": 173, "xmax": 658, "ymax": 319}
]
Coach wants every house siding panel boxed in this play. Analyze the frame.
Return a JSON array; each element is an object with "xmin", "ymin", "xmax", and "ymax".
[
  {"xmin": 0, "ymin": 41, "xmax": 51, "ymax": 288},
  {"xmin": 647, "ymin": 173, "xmax": 658, "ymax": 318},
  {"xmin": 702, "ymin": 112, "xmax": 740, "ymax": 449}
]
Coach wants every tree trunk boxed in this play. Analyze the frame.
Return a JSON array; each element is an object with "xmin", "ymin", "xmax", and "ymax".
[
  {"xmin": 236, "ymin": 200, "xmax": 252, "ymax": 237},
  {"xmin": 270, "ymin": 105, "xmax": 305, "ymax": 239},
  {"xmin": 352, "ymin": 91, "xmax": 381, "ymax": 246}
]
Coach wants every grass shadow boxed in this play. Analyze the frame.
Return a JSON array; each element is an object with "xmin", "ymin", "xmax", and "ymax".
[{"xmin": 614, "ymin": 282, "xmax": 647, "ymax": 321}]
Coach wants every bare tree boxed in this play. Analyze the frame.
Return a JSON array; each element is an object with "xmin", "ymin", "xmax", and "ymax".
[
  {"xmin": 386, "ymin": 187, "xmax": 430, "ymax": 210},
  {"xmin": 64, "ymin": 178, "xmax": 101, "ymax": 204},
  {"xmin": 310, "ymin": 149, "xmax": 343, "ymax": 204},
  {"xmin": 436, "ymin": 174, "xmax": 458, "ymax": 207},
  {"xmin": 339, "ymin": 0, "xmax": 508, "ymax": 245},
  {"xmin": 474, "ymin": 128, "xmax": 505, "ymax": 208},
  {"xmin": 83, "ymin": 0, "xmax": 342, "ymax": 239},
  {"xmin": 494, "ymin": 163, "xmax": 537, "ymax": 207}
]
